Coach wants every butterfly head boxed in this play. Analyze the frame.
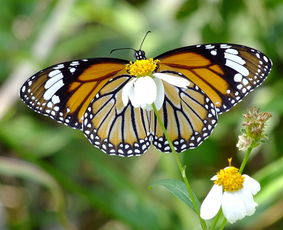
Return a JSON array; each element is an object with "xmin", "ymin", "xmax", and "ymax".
[
  {"xmin": 135, "ymin": 49, "xmax": 146, "ymax": 60},
  {"xmin": 135, "ymin": 31, "xmax": 151, "ymax": 60},
  {"xmin": 110, "ymin": 48, "xmax": 147, "ymax": 60}
]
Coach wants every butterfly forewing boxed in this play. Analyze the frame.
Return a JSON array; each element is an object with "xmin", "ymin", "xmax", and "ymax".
[
  {"xmin": 20, "ymin": 58, "xmax": 128, "ymax": 129},
  {"xmin": 83, "ymin": 75, "xmax": 152, "ymax": 157},
  {"xmin": 156, "ymin": 43, "xmax": 272, "ymax": 114},
  {"xmin": 152, "ymin": 72, "xmax": 218, "ymax": 153}
]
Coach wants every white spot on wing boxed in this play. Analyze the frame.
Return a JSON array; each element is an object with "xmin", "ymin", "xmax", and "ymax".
[
  {"xmin": 225, "ymin": 48, "xmax": 238, "ymax": 55},
  {"xmin": 48, "ymin": 69, "xmax": 61, "ymax": 78},
  {"xmin": 234, "ymin": 73, "xmax": 243, "ymax": 82},
  {"xmin": 205, "ymin": 44, "xmax": 215, "ymax": 49},
  {"xmin": 51, "ymin": 95, "xmax": 60, "ymax": 104},
  {"xmin": 53, "ymin": 64, "xmax": 64, "ymax": 69},
  {"xmin": 210, "ymin": 50, "xmax": 217, "ymax": 55},
  {"xmin": 224, "ymin": 53, "xmax": 246, "ymax": 65},
  {"xmin": 45, "ymin": 72, "xmax": 64, "ymax": 89},
  {"xmin": 225, "ymin": 60, "xmax": 249, "ymax": 76},
  {"xmin": 70, "ymin": 61, "xmax": 79, "ymax": 66},
  {"xmin": 220, "ymin": 44, "xmax": 231, "ymax": 49},
  {"xmin": 47, "ymin": 101, "xmax": 53, "ymax": 108},
  {"xmin": 43, "ymin": 80, "xmax": 64, "ymax": 100},
  {"xmin": 242, "ymin": 78, "xmax": 249, "ymax": 85},
  {"xmin": 70, "ymin": 67, "xmax": 76, "ymax": 73}
]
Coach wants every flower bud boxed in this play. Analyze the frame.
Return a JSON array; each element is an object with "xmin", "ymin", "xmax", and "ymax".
[{"xmin": 237, "ymin": 107, "xmax": 271, "ymax": 150}]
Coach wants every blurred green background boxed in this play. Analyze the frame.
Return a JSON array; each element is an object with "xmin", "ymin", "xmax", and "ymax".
[{"xmin": 0, "ymin": 0, "xmax": 282, "ymax": 229}]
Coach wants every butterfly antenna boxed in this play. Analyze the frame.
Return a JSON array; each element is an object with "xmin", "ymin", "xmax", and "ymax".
[
  {"xmin": 139, "ymin": 31, "xmax": 151, "ymax": 50},
  {"xmin": 110, "ymin": 47, "xmax": 136, "ymax": 55}
]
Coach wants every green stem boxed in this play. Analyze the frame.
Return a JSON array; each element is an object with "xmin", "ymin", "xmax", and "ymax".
[
  {"xmin": 239, "ymin": 144, "xmax": 254, "ymax": 173},
  {"xmin": 210, "ymin": 210, "xmax": 222, "ymax": 230},
  {"xmin": 219, "ymin": 219, "xmax": 227, "ymax": 230},
  {"xmin": 174, "ymin": 154, "xmax": 200, "ymax": 211},
  {"xmin": 152, "ymin": 104, "xmax": 207, "ymax": 230}
]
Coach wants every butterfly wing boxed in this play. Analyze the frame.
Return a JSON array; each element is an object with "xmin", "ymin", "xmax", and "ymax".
[
  {"xmin": 20, "ymin": 58, "xmax": 128, "ymax": 129},
  {"xmin": 83, "ymin": 75, "xmax": 152, "ymax": 157},
  {"xmin": 152, "ymin": 72, "xmax": 218, "ymax": 153},
  {"xmin": 156, "ymin": 43, "xmax": 272, "ymax": 114}
]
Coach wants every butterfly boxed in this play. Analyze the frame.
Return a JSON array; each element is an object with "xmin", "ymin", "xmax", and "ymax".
[{"xmin": 20, "ymin": 38, "xmax": 272, "ymax": 157}]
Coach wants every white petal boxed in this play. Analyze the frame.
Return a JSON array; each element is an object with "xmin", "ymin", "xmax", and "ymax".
[
  {"xmin": 210, "ymin": 175, "xmax": 218, "ymax": 181},
  {"xmin": 154, "ymin": 73, "xmax": 190, "ymax": 88},
  {"xmin": 238, "ymin": 187, "xmax": 257, "ymax": 216},
  {"xmin": 141, "ymin": 104, "xmax": 153, "ymax": 111},
  {"xmin": 222, "ymin": 191, "xmax": 246, "ymax": 224},
  {"xmin": 200, "ymin": 184, "xmax": 223, "ymax": 220},
  {"xmin": 153, "ymin": 77, "xmax": 164, "ymax": 110},
  {"xmin": 133, "ymin": 77, "xmax": 157, "ymax": 106},
  {"xmin": 243, "ymin": 175, "xmax": 261, "ymax": 195},
  {"xmin": 128, "ymin": 81, "xmax": 139, "ymax": 108},
  {"xmin": 122, "ymin": 78, "xmax": 136, "ymax": 106}
]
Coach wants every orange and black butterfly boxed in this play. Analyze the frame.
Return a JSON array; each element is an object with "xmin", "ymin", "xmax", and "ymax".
[{"xmin": 20, "ymin": 38, "xmax": 272, "ymax": 157}]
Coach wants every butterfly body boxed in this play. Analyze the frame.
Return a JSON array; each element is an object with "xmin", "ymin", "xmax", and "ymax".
[{"xmin": 20, "ymin": 43, "xmax": 272, "ymax": 157}]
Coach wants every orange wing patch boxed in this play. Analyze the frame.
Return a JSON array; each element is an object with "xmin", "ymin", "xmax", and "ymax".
[
  {"xmin": 78, "ymin": 62, "xmax": 126, "ymax": 81},
  {"xmin": 20, "ymin": 58, "xmax": 128, "ymax": 130},
  {"xmin": 158, "ymin": 52, "xmax": 229, "ymax": 108},
  {"xmin": 210, "ymin": 64, "xmax": 224, "ymax": 75},
  {"xmin": 66, "ymin": 61, "xmax": 127, "ymax": 124},
  {"xmin": 193, "ymin": 68, "xmax": 228, "ymax": 94},
  {"xmin": 157, "ymin": 50, "xmax": 246, "ymax": 110},
  {"xmin": 67, "ymin": 79, "xmax": 110, "ymax": 121},
  {"xmin": 160, "ymin": 52, "xmax": 211, "ymax": 67}
]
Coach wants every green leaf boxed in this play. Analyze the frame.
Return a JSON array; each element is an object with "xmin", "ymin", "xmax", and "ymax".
[
  {"xmin": 150, "ymin": 178, "xmax": 193, "ymax": 210},
  {"xmin": 254, "ymin": 157, "xmax": 283, "ymax": 204}
]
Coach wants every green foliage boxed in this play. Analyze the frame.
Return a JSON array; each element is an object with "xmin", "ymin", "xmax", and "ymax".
[
  {"xmin": 0, "ymin": 0, "xmax": 283, "ymax": 229},
  {"xmin": 150, "ymin": 178, "xmax": 193, "ymax": 209}
]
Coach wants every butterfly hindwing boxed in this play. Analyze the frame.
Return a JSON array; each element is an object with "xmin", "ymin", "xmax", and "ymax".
[
  {"xmin": 152, "ymin": 72, "xmax": 218, "ymax": 153},
  {"xmin": 83, "ymin": 75, "xmax": 152, "ymax": 156},
  {"xmin": 156, "ymin": 43, "xmax": 272, "ymax": 114},
  {"xmin": 20, "ymin": 58, "xmax": 128, "ymax": 129}
]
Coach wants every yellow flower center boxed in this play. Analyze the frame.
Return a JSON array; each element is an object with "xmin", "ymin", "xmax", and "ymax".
[
  {"xmin": 214, "ymin": 166, "xmax": 244, "ymax": 191},
  {"xmin": 125, "ymin": 58, "xmax": 160, "ymax": 77}
]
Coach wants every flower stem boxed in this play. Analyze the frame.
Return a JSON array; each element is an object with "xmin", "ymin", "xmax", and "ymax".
[
  {"xmin": 210, "ymin": 210, "xmax": 222, "ymax": 230},
  {"xmin": 152, "ymin": 104, "xmax": 207, "ymax": 230},
  {"xmin": 174, "ymin": 154, "xmax": 201, "ymax": 212},
  {"xmin": 239, "ymin": 144, "xmax": 254, "ymax": 173},
  {"xmin": 219, "ymin": 219, "xmax": 227, "ymax": 230}
]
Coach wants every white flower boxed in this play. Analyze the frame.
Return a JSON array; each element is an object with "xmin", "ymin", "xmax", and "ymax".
[
  {"xmin": 200, "ymin": 166, "xmax": 260, "ymax": 224},
  {"xmin": 122, "ymin": 73, "xmax": 190, "ymax": 111}
]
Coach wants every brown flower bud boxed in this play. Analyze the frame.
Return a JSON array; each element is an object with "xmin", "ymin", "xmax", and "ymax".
[{"xmin": 237, "ymin": 107, "xmax": 272, "ymax": 150}]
